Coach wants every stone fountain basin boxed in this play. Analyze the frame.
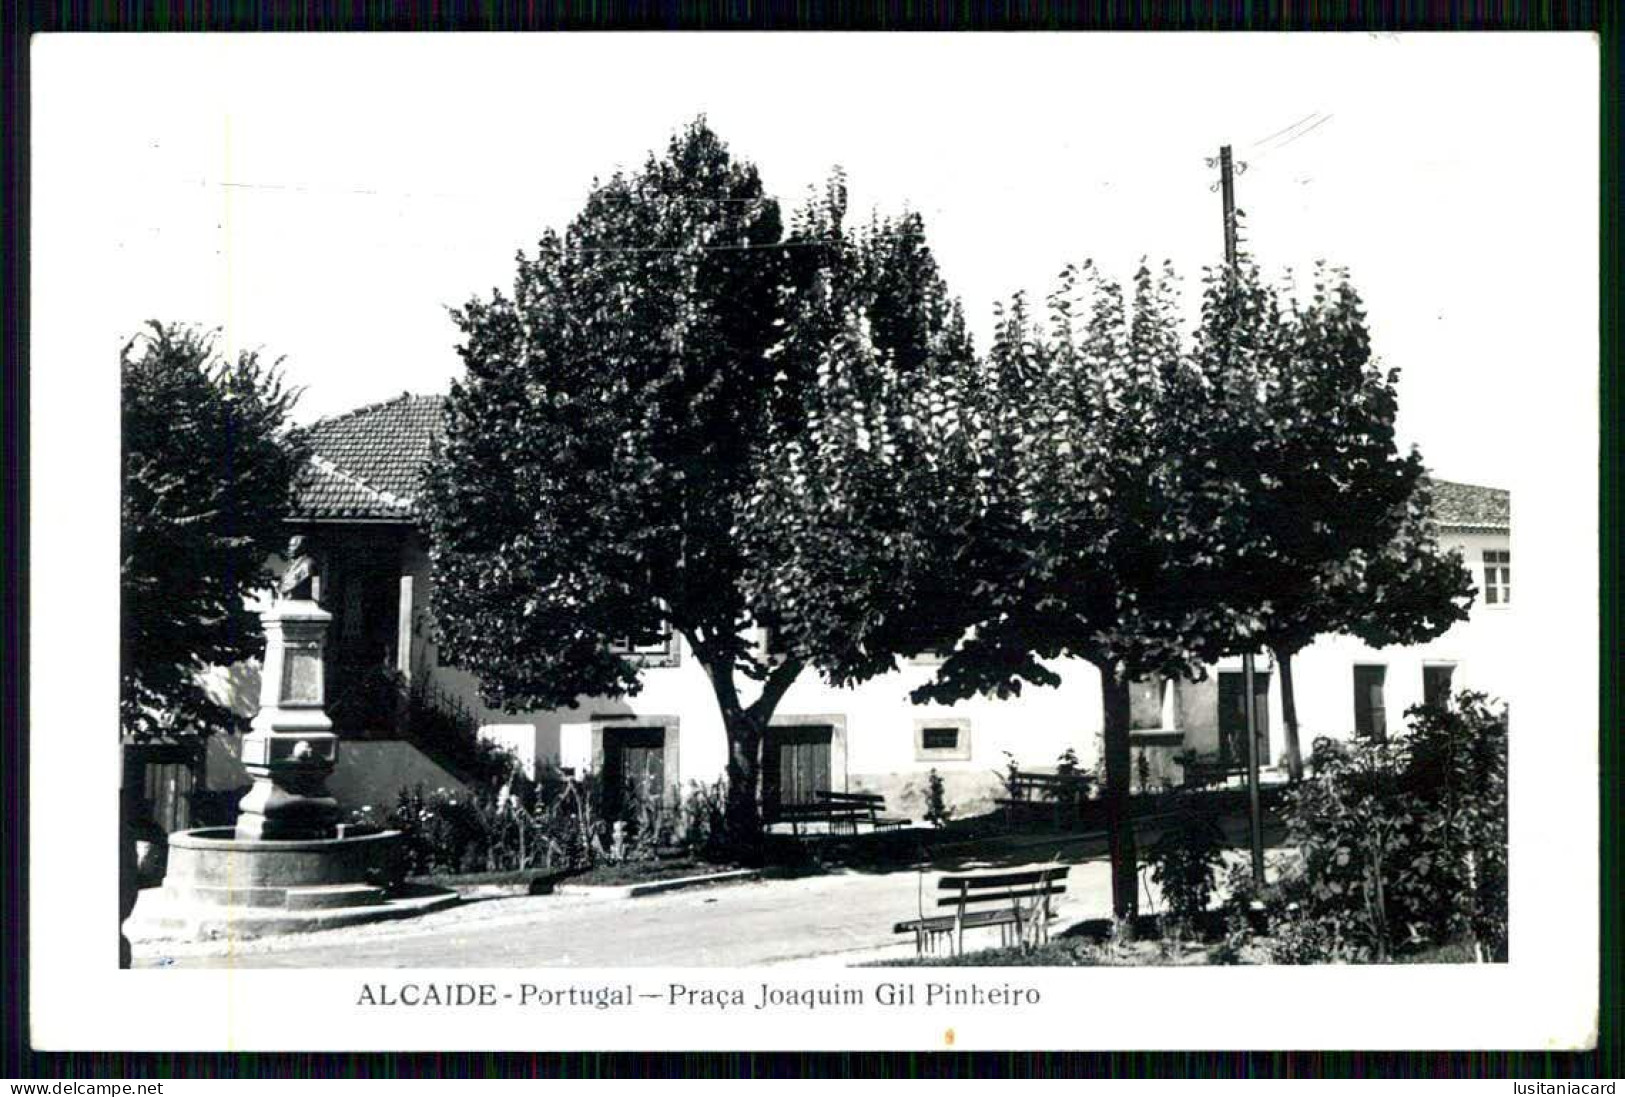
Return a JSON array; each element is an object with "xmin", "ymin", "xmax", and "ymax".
[{"xmin": 163, "ymin": 824, "xmax": 403, "ymax": 909}]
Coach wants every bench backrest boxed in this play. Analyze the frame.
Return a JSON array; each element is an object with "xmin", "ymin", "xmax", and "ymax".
[
  {"xmin": 1008, "ymin": 772, "xmax": 1088, "ymax": 800},
  {"xmin": 936, "ymin": 867, "xmax": 1069, "ymax": 909},
  {"xmin": 774, "ymin": 802, "xmax": 864, "ymax": 821},
  {"xmin": 817, "ymin": 791, "xmax": 885, "ymax": 807}
]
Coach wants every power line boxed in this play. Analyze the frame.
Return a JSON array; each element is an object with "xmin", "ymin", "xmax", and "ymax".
[
  {"xmin": 1250, "ymin": 112, "xmax": 1323, "ymax": 149},
  {"xmin": 1246, "ymin": 113, "xmax": 1335, "ymax": 166},
  {"xmin": 556, "ymin": 233, "xmax": 928, "ymax": 256},
  {"xmin": 213, "ymin": 178, "xmax": 778, "ymax": 204},
  {"xmin": 1272, "ymin": 113, "xmax": 1334, "ymax": 150}
]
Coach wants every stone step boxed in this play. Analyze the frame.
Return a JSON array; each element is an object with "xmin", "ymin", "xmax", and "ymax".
[{"xmin": 284, "ymin": 884, "xmax": 387, "ymax": 911}]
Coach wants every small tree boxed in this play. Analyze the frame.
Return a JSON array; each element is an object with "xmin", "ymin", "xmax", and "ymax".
[
  {"xmin": 121, "ymin": 322, "xmax": 306, "ymax": 739},
  {"xmin": 1190, "ymin": 260, "xmax": 1475, "ymax": 780},
  {"xmin": 913, "ymin": 262, "xmax": 1267, "ymax": 919}
]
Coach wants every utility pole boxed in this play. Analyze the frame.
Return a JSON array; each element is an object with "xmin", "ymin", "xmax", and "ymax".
[
  {"xmin": 1219, "ymin": 143, "xmax": 1268, "ymax": 887},
  {"xmin": 1220, "ymin": 145, "xmax": 1239, "ymax": 266}
]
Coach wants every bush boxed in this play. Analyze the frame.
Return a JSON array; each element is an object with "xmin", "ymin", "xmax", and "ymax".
[
  {"xmin": 924, "ymin": 769, "xmax": 953, "ymax": 828},
  {"xmin": 363, "ymin": 765, "xmax": 757, "ymax": 879},
  {"xmin": 1053, "ymin": 746, "xmax": 1094, "ymax": 803},
  {"xmin": 678, "ymin": 780, "xmax": 729, "ymax": 858},
  {"xmin": 368, "ymin": 768, "xmax": 610, "ymax": 878},
  {"xmin": 1278, "ymin": 692, "xmax": 1508, "ymax": 962},
  {"xmin": 1145, "ymin": 792, "xmax": 1229, "ymax": 924}
]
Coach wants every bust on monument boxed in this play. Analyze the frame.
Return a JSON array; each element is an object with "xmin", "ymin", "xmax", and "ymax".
[{"xmin": 278, "ymin": 535, "xmax": 319, "ymax": 602}]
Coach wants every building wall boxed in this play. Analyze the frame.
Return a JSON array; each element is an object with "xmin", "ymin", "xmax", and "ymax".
[
  {"xmin": 1268, "ymin": 528, "xmax": 1513, "ymax": 751},
  {"xmin": 205, "ymin": 733, "xmax": 471, "ymax": 814},
  {"xmin": 211, "ymin": 523, "xmax": 1511, "ymax": 818}
]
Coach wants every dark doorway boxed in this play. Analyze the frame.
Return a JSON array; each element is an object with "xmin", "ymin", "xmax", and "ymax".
[
  {"xmin": 1218, "ymin": 671, "xmax": 1271, "ymax": 767},
  {"xmin": 602, "ymin": 725, "xmax": 667, "ymax": 821},
  {"xmin": 762, "ymin": 724, "xmax": 833, "ymax": 819},
  {"xmin": 326, "ymin": 558, "xmax": 404, "ymax": 735},
  {"xmin": 1354, "ymin": 665, "xmax": 1389, "ymax": 740}
]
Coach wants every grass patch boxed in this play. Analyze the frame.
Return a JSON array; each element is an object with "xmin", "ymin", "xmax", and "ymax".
[
  {"xmin": 1388, "ymin": 940, "xmax": 1484, "ymax": 964},
  {"xmin": 868, "ymin": 937, "xmax": 1209, "ymax": 967}
]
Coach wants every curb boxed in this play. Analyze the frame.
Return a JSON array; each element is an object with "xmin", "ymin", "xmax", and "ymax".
[
  {"xmin": 556, "ymin": 867, "xmax": 761, "ymax": 900},
  {"xmin": 128, "ymin": 887, "xmax": 462, "ymax": 943}
]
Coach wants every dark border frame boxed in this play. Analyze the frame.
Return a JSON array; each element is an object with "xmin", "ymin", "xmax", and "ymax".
[{"xmin": 2, "ymin": 0, "xmax": 1615, "ymax": 1081}]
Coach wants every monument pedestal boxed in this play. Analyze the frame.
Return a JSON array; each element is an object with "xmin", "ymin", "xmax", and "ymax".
[{"xmin": 235, "ymin": 599, "xmax": 341, "ymax": 841}]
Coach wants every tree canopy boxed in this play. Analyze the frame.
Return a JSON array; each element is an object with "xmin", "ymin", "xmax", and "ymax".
[
  {"xmin": 895, "ymin": 261, "xmax": 1273, "ymax": 916},
  {"xmin": 423, "ymin": 120, "xmax": 977, "ymax": 842},
  {"xmin": 121, "ymin": 322, "xmax": 307, "ymax": 739},
  {"xmin": 1187, "ymin": 259, "xmax": 1475, "ymax": 777}
]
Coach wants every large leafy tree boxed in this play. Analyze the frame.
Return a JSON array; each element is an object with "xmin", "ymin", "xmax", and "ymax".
[
  {"xmin": 423, "ymin": 122, "xmax": 973, "ymax": 847},
  {"xmin": 911, "ymin": 262, "xmax": 1268, "ymax": 919},
  {"xmin": 121, "ymin": 322, "xmax": 307, "ymax": 738},
  {"xmin": 1191, "ymin": 260, "xmax": 1474, "ymax": 779},
  {"xmin": 739, "ymin": 180, "xmax": 985, "ymax": 682}
]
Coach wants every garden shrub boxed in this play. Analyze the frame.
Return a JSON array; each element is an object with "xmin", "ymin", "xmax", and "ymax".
[
  {"xmin": 1280, "ymin": 692, "xmax": 1507, "ymax": 962},
  {"xmin": 678, "ymin": 779, "xmax": 729, "ymax": 858},
  {"xmin": 1054, "ymin": 746, "xmax": 1094, "ymax": 804},
  {"xmin": 363, "ymin": 763, "xmax": 757, "ymax": 880},
  {"xmin": 924, "ymin": 769, "xmax": 953, "ymax": 828},
  {"xmin": 1397, "ymin": 692, "xmax": 1508, "ymax": 961},
  {"xmin": 1145, "ymin": 792, "xmax": 1229, "ymax": 927}
]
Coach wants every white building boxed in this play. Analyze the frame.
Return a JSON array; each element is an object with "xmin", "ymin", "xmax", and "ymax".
[{"xmin": 208, "ymin": 393, "xmax": 1512, "ymax": 821}]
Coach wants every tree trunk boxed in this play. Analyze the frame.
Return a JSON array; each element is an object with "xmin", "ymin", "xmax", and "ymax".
[
  {"xmin": 721, "ymin": 708, "xmax": 765, "ymax": 862},
  {"xmin": 699, "ymin": 650, "xmax": 803, "ymax": 866},
  {"xmin": 1098, "ymin": 669, "xmax": 1138, "ymax": 922},
  {"xmin": 118, "ymin": 769, "xmax": 141, "ymax": 970},
  {"xmin": 1275, "ymin": 645, "xmax": 1305, "ymax": 783}
]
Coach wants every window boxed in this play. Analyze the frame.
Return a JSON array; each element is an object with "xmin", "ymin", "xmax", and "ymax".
[
  {"xmin": 1353, "ymin": 665, "xmax": 1388, "ymax": 740},
  {"xmin": 907, "ymin": 630, "xmax": 965, "ymax": 667},
  {"xmin": 607, "ymin": 625, "xmax": 680, "ymax": 668},
  {"xmin": 754, "ymin": 625, "xmax": 790, "ymax": 664},
  {"xmin": 1423, "ymin": 664, "xmax": 1456, "ymax": 708},
  {"xmin": 1483, "ymin": 550, "xmax": 1511, "ymax": 606},
  {"xmin": 914, "ymin": 718, "xmax": 972, "ymax": 761},
  {"xmin": 1130, "ymin": 676, "xmax": 1172, "ymax": 731}
]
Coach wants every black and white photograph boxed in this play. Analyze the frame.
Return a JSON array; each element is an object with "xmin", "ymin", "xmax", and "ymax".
[{"xmin": 29, "ymin": 31, "xmax": 1598, "ymax": 1052}]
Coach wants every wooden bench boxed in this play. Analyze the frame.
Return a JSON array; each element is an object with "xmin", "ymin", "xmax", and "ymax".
[
  {"xmin": 1180, "ymin": 758, "xmax": 1249, "ymax": 790},
  {"xmin": 771, "ymin": 801, "xmax": 867, "ymax": 839},
  {"xmin": 815, "ymin": 791, "xmax": 909, "ymax": 832},
  {"xmin": 893, "ymin": 865, "xmax": 1071, "ymax": 956},
  {"xmin": 995, "ymin": 770, "xmax": 1092, "ymax": 826}
]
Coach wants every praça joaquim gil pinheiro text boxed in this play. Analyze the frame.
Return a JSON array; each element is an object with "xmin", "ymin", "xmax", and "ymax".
[{"xmin": 355, "ymin": 981, "xmax": 1042, "ymax": 1011}]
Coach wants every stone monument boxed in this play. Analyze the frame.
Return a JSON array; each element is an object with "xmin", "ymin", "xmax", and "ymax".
[
  {"xmin": 234, "ymin": 590, "xmax": 341, "ymax": 840},
  {"xmin": 131, "ymin": 538, "xmax": 456, "ymax": 941}
]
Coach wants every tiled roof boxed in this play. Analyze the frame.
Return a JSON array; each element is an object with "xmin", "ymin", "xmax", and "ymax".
[
  {"xmin": 1426, "ymin": 478, "xmax": 1510, "ymax": 531},
  {"xmin": 291, "ymin": 393, "xmax": 443, "ymax": 520},
  {"xmin": 290, "ymin": 394, "xmax": 1513, "ymax": 535}
]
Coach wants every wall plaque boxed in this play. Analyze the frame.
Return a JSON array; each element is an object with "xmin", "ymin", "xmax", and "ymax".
[{"xmin": 280, "ymin": 644, "xmax": 324, "ymax": 705}]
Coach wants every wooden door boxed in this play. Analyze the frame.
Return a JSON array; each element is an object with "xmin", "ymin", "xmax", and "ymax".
[
  {"xmin": 603, "ymin": 726, "xmax": 666, "ymax": 819},
  {"xmin": 1218, "ymin": 672, "xmax": 1271, "ymax": 767},
  {"xmin": 762, "ymin": 725, "xmax": 833, "ymax": 818}
]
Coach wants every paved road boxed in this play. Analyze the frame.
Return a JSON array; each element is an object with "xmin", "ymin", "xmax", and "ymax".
[
  {"xmin": 134, "ymin": 820, "xmax": 1283, "ymax": 970},
  {"xmin": 134, "ymin": 844, "xmax": 1124, "ymax": 970}
]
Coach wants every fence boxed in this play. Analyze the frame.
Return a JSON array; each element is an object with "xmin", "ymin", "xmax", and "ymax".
[{"xmin": 121, "ymin": 737, "xmax": 206, "ymax": 834}]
